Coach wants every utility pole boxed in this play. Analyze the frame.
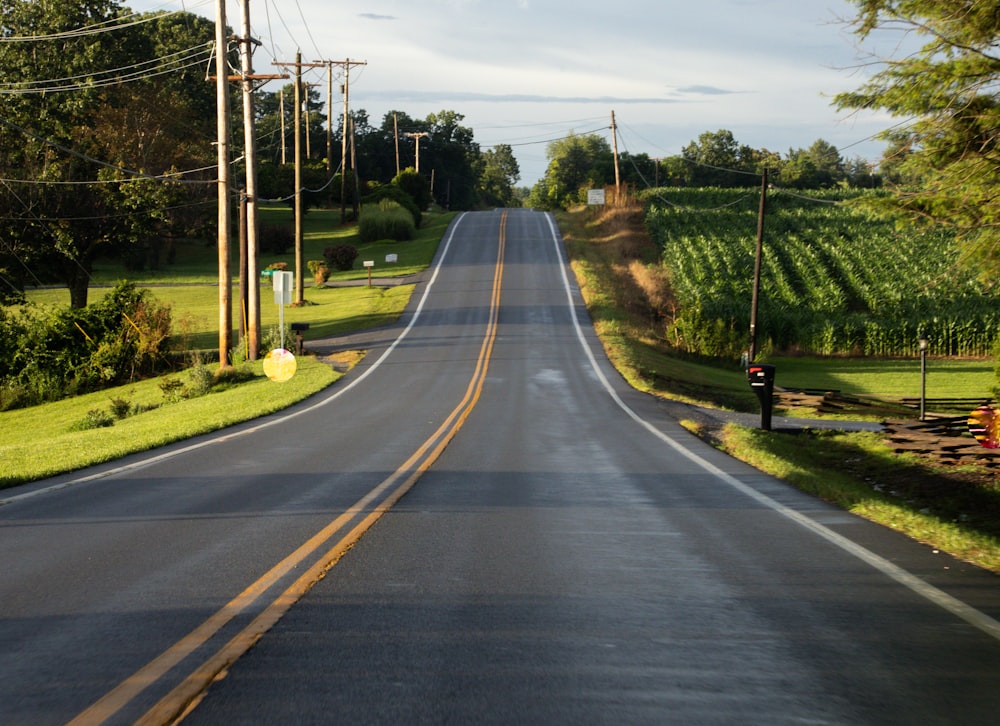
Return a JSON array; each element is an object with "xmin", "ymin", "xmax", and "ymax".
[
  {"xmin": 748, "ymin": 167, "xmax": 769, "ymax": 362},
  {"xmin": 394, "ymin": 113, "xmax": 400, "ymax": 176},
  {"xmin": 214, "ymin": 0, "xmax": 232, "ymax": 368},
  {"xmin": 279, "ymin": 88, "xmax": 286, "ymax": 164},
  {"xmin": 293, "ymin": 51, "xmax": 303, "ymax": 305},
  {"xmin": 331, "ymin": 58, "xmax": 367, "ymax": 224},
  {"xmin": 406, "ymin": 131, "xmax": 429, "ymax": 173},
  {"xmin": 326, "ymin": 62, "xmax": 334, "ymax": 207},
  {"xmin": 237, "ymin": 0, "xmax": 283, "ymax": 360},
  {"xmin": 273, "ymin": 55, "xmax": 326, "ymax": 305},
  {"xmin": 610, "ymin": 110, "xmax": 621, "ymax": 200}
]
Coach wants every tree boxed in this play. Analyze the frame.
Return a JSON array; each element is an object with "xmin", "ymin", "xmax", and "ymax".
[
  {"xmin": 781, "ymin": 139, "xmax": 845, "ymax": 188},
  {"xmin": 0, "ymin": 2, "xmax": 217, "ymax": 307},
  {"xmin": 529, "ymin": 133, "xmax": 612, "ymax": 210},
  {"xmin": 420, "ymin": 110, "xmax": 480, "ymax": 210},
  {"xmin": 476, "ymin": 144, "xmax": 521, "ymax": 208},
  {"xmin": 680, "ymin": 129, "xmax": 760, "ymax": 187},
  {"xmin": 835, "ymin": 0, "xmax": 1000, "ymax": 284}
]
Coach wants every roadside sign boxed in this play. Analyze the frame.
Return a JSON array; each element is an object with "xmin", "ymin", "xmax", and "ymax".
[{"xmin": 587, "ymin": 189, "xmax": 606, "ymax": 206}]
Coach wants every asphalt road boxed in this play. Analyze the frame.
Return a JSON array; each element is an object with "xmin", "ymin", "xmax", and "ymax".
[{"xmin": 2, "ymin": 209, "xmax": 1000, "ymax": 724}]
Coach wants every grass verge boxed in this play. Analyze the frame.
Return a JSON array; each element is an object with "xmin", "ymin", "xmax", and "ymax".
[
  {"xmin": 0, "ymin": 355, "xmax": 342, "ymax": 488},
  {"xmin": 705, "ymin": 422, "xmax": 1000, "ymax": 573},
  {"xmin": 7, "ymin": 208, "xmax": 457, "ymax": 489},
  {"xmin": 559, "ymin": 202, "xmax": 1000, "ymax": 574}
]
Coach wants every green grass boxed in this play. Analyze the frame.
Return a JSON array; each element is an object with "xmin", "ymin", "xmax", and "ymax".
[
  {"xmin": 715, "ymin": 423, "xmax": 1000, "ymax": 573},
  {"xmin": 5, "ymin": 206, "xmax": 456, "ymax": 488},
  {"xmin": 771, "ymin": 355, "xmax": 995, "ymax": 400},
  {"xmin": 560, "ymin": 202, "xmax": 1000, "ymax": 574},
  {"xmin": 0, "ymin": 357, "xmax": 338, "ymax": 487}
]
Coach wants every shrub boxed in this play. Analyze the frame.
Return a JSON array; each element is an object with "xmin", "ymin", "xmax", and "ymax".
[
  {"xmin": 324, "ymin": 244, "xmax": 359, "ymax": 271},
  {"xmin": 393, "ymin": 167, "xmax": 432, "ymax": 211},
  {"xmin": 259, "ymin": 223, "xmax": 294, "ymax": 255},
  {"xmin": 307, "ymin": 259, "xmax": 330, "ymax": 284},
  {"xmin": 358, "ymin": 200, "xmax": 416, "ymax": 243},
  {"xmin": 108, "ymin": 396, "xmax": 132, "ymax": 420},
  {"xmin": 71, "ymin": 409, "xmax": 115, "ymax": 431},
  {"xmin": 0, "ymin": 282, "xmax": 172, "ymax": 409},
  {"xmin": 363, "ymin": 183, "xmax": 421, "ymax": 227}
]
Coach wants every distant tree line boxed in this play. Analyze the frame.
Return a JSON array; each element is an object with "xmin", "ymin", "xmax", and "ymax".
[
  {"xmin": 528, "ymin": 129, "xmax": 881, "ymax": 210},
  {"xmin": 0, "ymin": 1, "xmax": 522, "ymax": 309}
]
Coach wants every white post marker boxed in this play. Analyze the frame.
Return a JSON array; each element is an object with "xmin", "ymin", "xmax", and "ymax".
[
  {"xmin": 363, "ymin": 260, "xmax": 375, "ymax": 288},
  {"xmin": 266, "ymin": 271, "xmax": 297, "ymax": 382}
]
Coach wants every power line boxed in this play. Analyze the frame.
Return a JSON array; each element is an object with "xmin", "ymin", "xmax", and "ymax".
[
  {"xmin": 0, "ymin": 46, "xmax": 214, "ymax": 95},
  {"xmin": 0, "ymin": 117, "xmax": 217, "ymax": 186},
  {"xmin": 0, "ymin": 0, "xmax": 213, "ymax": 42}
]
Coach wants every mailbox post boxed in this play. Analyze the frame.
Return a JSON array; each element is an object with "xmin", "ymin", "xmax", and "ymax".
[{"xmin": 747, "ymin": 363, "xmax": 776, "ymax": 431}]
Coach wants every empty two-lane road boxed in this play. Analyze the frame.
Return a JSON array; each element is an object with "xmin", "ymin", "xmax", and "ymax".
[{"xmin": 3, "ymin": 209, "xmax": 1000, "ymax": 724}]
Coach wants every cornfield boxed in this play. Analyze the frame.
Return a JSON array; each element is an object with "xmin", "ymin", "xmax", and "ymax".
[{"xmin": 644, "ymin": 188, "xmax": 999, "ymax": 358}]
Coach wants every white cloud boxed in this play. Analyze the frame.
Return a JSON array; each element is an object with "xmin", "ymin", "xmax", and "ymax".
[{"xmin": 125, "ymin": 0, "xmax": 894, "ymax": 183}]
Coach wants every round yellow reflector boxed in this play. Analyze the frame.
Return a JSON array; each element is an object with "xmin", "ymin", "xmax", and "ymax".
[{"xmin": 263, "ymin": 348, "xmax": 297, "ymax": 382}]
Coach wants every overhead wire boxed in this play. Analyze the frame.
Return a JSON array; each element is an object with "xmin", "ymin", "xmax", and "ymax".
[
  {"xmin": 0, "ymin": 117, "xmax": 216, "ymax": 186},
  {"xmin": 0, "ymin": 45, "xmax": 214, "ymax": 95},
  {"xmin": 0, "ymin": 0, "xmax": 213, "ymax": 42}
]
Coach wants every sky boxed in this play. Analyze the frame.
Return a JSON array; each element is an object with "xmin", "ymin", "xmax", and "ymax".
[{"xmin": 125, "ymin": 0, "xmax": 902, "ymax": 186}]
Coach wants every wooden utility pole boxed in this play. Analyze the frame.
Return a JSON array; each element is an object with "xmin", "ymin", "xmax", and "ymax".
[
  {"xmin": 610, "ymin": 110, "xmax": 621, "ymax": 199},
  {"xmin": 332, "ymin": 58, "xmax": 367, "ymax": 224},
  {"xmin": 394, "ymin": 113, "xmax": 400, "ymax": 176},
  {"xmin": 214, "ymin": 0, "xmax": 232, "ymax": 367},
  {"xmin": 326, "ymin": 62, "xmax": 334, "ymax": 206},
  {"xmin": 280, "ymin": 88, "xmax": 286, "ymax": 164},
  {"xmin": 274, "ymin": 55, "xmax": 326, "ymax": 305},
  {"xmin": 406, "ymin": 131, "xmax": 429, "ymax": 173},
  {"xmin": 293, "ymin": 51, "xmax": 303, "ymax": 304},
  {"xmin": 237, "ymin": 0, "xmax": 263, "ymax": 359},
  {"xmin": 748, "ymin": 167, "xmax": 769, "ymax": 362}
]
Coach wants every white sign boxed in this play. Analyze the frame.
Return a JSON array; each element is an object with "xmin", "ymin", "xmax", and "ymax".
[
  {"xmin": 587, "ymin": 189, "xmax": 606, "ymax": 206},
  {"xmin": 363, "ymin": 260, "xmax": 375, "ymax": 268},
  {"xmin": 386, "ymin": 253, "xmax": 398, "ymax": 263},
  {"xmin": 272, "ymin": 270, "xmax": 293, "ymax": 305}
]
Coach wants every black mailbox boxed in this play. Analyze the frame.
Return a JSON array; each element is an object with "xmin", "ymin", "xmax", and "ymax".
[
  {"xmin": 746, "ymin": 363, "xmax": 776, "ymax": 431},
  {"xmin": 290, "ymin": 322, "xmax": 310, "ymax": 355}
]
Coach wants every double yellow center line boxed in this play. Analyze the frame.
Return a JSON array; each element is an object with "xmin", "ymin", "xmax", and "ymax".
[{"xmin": 70, "ymin": 211, "xmax": 508, "ymax": 725}]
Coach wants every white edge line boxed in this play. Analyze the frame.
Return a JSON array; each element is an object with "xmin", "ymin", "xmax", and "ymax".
[
  {"xmin": 543, "ymin": 211, "xmax": 1000, "ymax": 643},
  {"xmin": 1, "ymin": 212, "xmax": 470, "ymax": 507}
]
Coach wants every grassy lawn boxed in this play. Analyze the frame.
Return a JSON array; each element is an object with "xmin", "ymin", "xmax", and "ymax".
[
  {"xmin": 0, "ymin": 356, "xmax": 339, "ymax": 487},
  {"xmin": 5, "ymin": 207, "xmax": 456, "ymax": 489},
  {"xmin": 772, "ymin": 355, "xmax": 995, "ymax": 400}
]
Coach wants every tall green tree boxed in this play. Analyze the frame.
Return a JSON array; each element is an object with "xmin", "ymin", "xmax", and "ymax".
[
  {"xmin": 529, "ymin": 133, "xmax": 612, "ymax": 210},
  {"xmin": 0, "ymin": 1, "xmax": 217, "ymax": 307},
  {"xmin": 476, "ymin": 144, "xmax": 521, "ymax": 208},
  {"xmin": 680, "ymin": 129, "xmax": 761, "ymax": 187},
  {"xmin": 835, "ymin": 0, "xmax": 1000, "ymax": 284},
  {"xmin": 781, "ymin": 139, "xmax": 845, "ymax": 188}
]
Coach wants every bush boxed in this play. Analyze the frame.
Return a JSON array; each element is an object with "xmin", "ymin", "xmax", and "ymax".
[
  {"xmin": 358, "ymin": 200, "xmax": 416, "ymax": 243},
  {"xmin": 393, "ymin": 167, "xmax": 432, "ymax": 213},
  {"xmin": 0, "ymin": 282, "xmax": 173, "ymax": 410},
  {"xmin": 307, "ymin": 259, "xmax": 330, "ymax": 284},
  {"xmin": 259, "ymin": 223, "xmax": 294, "ymax": 255},
  {"xmin": 324, "ymin": 244, "xmax": 359, "ymax": 271},
  {"xmin": 363, "ymin": 183, "xmax": 421, "ymax": 227}
]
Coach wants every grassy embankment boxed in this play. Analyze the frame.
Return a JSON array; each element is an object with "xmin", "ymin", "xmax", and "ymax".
[
  {"xmin": 557, "ymin": 200, "xmax": 1000, "ymax": 574},
  {"xmin": 3, "ymin": 207, "xmax": 454, "ymax": 488}
]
